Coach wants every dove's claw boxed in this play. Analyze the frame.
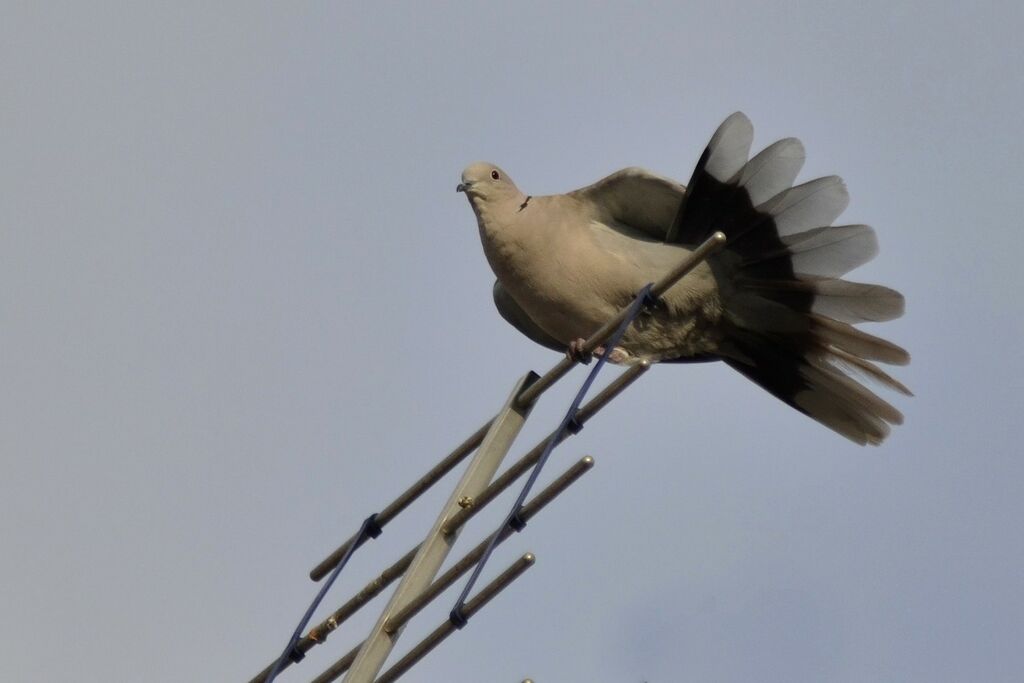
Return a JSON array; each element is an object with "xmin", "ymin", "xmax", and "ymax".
[
  {"xmin": 566, "ymin": 338, "xmax": 592, "ymax": 364},
  {"xmin": 602, "ymin": 347, "xmax": 632, "ymax": 364}
]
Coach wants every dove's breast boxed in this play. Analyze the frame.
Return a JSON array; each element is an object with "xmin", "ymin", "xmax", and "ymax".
[{"xmin": 478, "ymin": 195, "xmax": 725, "ymax": 360}]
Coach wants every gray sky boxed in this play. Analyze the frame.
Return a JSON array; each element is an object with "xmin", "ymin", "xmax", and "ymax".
[{"xmin": 2, "ymin": 2, "xmax": 1022, "ymax": 682}]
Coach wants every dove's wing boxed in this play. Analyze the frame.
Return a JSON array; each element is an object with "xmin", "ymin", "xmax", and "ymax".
[
  {"xmin": 568, "ymin": 167, "xmax": 685, "ymax": 242},
  {"xmin": 491, "ymin": 280, "xmax": 566, "ymax": 352}
]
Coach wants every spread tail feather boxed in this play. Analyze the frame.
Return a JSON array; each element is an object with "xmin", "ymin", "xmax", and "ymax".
[
  {"xmin": 721, "ymin": 327, "xmax": 905, "ymax": 445},
  {"xmin": 672, "ymin": 112, "xmax": 910, "ymax": 444}
]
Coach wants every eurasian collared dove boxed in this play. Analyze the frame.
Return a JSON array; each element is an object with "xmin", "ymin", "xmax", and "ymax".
[{"xmin": 458, "ymin": 112, "xmax": 910, "ymax": 445}]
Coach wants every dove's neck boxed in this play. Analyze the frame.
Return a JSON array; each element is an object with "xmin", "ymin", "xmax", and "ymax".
[
  {"xmin": 471, "ymin": 193, "xmax": 525, "ymax": 241},
  {"xmin": 469, "ymin": 186, "xmax": 524, "ymax": 220},
  {"xmin": 470, "ymin": 193, "xmax": 542, "ymax": 281}
]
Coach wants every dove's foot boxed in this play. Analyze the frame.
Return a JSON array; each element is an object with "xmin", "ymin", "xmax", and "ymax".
[
  {"xmin": 566, "ymin": 338, "xmax": 592, "ymax": 364},
  {"xmin": 600, "ymin": 346, "xmax": 632, "ymax": 364},
  {"xmin": 566, "ymin": 339, "xmax": 632, "ymax": 365}
]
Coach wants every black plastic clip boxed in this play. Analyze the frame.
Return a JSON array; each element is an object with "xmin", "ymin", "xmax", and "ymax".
[
  {"xmin": 449, "ymin": 606, "xmax": 469, "ymax": 630},
  {"xmin": 566, "ymin": 415, "xmax": 584, "ymax": 435},
  {"xmin": 639, "ymin": 285, "xmax": 662, "ymax": 314},
  {"xmin": 363, "ymin": 513, "xmax": 383, "ymax": 539},
  {"xmin": 508, "ymin": 508, "xmax": 528, "ymax": 532},
  {"xmin": 352, "ymin": 512, "xmax": 383, "ymax": 552}
]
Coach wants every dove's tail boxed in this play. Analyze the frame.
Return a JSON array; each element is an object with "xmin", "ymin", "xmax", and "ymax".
[{"xmin": 668, "ymin": 112, "xmax": 910, "ymax": 445}]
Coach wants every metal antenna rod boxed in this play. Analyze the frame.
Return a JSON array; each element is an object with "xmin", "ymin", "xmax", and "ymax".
[
  {"xmin": 310, "ymin": 420, "xmax": 493, "ymax": 581},
  {"xmin": 385, "ymin": 456, "xmax": 592, "ymax": 632},
  {"xmin": 307, "ymin": 456, "xmax": 593, "ymax": 683},
  {"xmin": 247, "ymin": 364, "xmax": 646, "ymax": 683},
  {"xmin": 308, "ymin": 554, "xmax": 537, "ymax": 683},
  {"xmin": 341, "ymin": 373, "xmax": 537, "ymax": 683}
]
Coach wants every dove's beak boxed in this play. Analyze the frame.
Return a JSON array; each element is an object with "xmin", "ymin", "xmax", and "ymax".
[{"xmin": 456, "ymin": 181, "xmax": 471, "ymax": 193}]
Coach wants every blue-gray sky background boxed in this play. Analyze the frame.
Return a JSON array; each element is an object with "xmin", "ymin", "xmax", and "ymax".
[{"xmin": 3, "ymin": 3, "xmax": 1022, "ymax": 681}]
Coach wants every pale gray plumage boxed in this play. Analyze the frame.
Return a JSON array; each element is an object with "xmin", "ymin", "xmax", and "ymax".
[{"xmin": 458, "ymin": 113, "xmax": 910, "ymax": 445}]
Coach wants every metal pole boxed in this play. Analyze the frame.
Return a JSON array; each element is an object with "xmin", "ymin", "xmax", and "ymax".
[
  {"xmin": 385, "ymin": 456, "xmax": 593, "ymax": 633},
  {"xmin": 341, "ymin": 372, "xmax": 538, "ymax": 683},
  {"xmin": 374, "ymin": 553, "xmax": 537, "ymax": 683}
]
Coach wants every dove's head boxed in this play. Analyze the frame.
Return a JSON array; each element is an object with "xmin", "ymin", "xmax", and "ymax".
[{"xmin": 457, "ymin": 163, "xmax": 524, "ymax": 213}]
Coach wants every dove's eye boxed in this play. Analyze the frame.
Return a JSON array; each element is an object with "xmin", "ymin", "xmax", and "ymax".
[{"xmin": 491, "ymin": 170, "xmax": 500, "ymax": 180}]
